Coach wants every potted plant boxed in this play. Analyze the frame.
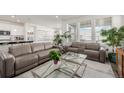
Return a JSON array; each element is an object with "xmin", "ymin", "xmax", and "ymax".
[
  {"xmin": 101, "ymin": 26, "xmax": 124, "ymax": 63},
  {"xmin": 49, "ymin": 50, "xmax": 61, "ymax": 64},
  {"xmin": 53, "ymin": 31, "xmax": 72, "ymax": 46},
  {"xmin": 53, "ymin": 34, "xmax": 63, "ymax": 46},
  {"xmin": 61, "ymin": 31, "xmax": 72, "ymax": 42}
]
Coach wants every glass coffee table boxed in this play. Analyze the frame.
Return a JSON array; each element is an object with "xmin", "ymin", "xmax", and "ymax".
[{"xmin": 31, "ymin": 52, "xmax": 87, "ymax": 78}]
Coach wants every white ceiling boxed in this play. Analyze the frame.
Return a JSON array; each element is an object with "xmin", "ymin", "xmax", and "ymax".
[{"xmin": 0, "ymin": 15, "xmax": 83, "ymax": 28}]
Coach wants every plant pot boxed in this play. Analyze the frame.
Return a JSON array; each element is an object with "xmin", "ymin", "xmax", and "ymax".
[
  {"xmin": 112, "ymin": 54, "xmax": 116, "ymax": 63},
  {"xmin": 53, "ymin": 60, "xmax": 58, "ymax": 64},
  {"xmin": 108, "ymin": 53, "xmax": 116, "ymax": 63}
]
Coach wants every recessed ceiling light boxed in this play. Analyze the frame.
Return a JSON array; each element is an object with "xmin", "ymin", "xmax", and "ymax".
[
  {"xmin": 56, "ymin": 16, "xmax": 59, "ymax": 18},
  {"xmin": 11, "ymin": 15, "xmax": 16, "ymax": 18}
]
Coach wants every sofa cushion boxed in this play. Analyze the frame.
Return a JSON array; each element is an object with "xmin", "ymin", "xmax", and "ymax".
[
  {"xmin": 86, "ymin": 43, "xmax": 100, "ymax": 50},
  {"xmin": 38, "ymin": 48, "xmax": 60, "ymax": 60},
  {"xmin": 78, "ymin": 47, "xmax": 85, "ymax": 53},
  {"xmin": 79, "ymin": 43, "xmax": 86, "ymax": 49},
  {"xmin": 83, "ymin": 49, "xmax": 99, "ymax": 59},
  {"xmin": 67, "ymin": 47, "xmax": 78, "ymax": 53},
  {"xmin": 9, "ymin": 45, "xmax": 32, "ymax": 57},
  {"xmin": 47, "ymin": 48, "xmax": 60, "ymax": 52},
  {"xmin": 38, "ymin": 51, "xmax": 49, "ymax": 60},
  {"xmin": 15, "ymin": 54, "xmax": 38, "ymax": 70},
  {"xmin": 31, "ymin": 43, "xmax": 45, "ymax": 53},
  {"xmin": 44, "ymin": 43, "xmax": 53, "ymax": 49},
  {"xmin": 71, "ymin": 42, "xmax": 81, "ymax": 48}
]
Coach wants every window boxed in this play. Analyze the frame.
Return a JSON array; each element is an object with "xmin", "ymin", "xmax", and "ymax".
[
  {"xmin": 65, "ymin": 17, "xmax": 112, "ymax": 42},
  {"xmin": 67, "ymin": 24, "xmax": 76, "ymax": 41},
  {"xmin": 95, "ymin": 17, "xmax": 112, "ymax": 41},
  {"xmin": 37, "ymin": 30, "xmax": 54, "ymax": 42},
  {"xmin": 80, "ymin": 20, "xmax": 92, "ymax": 41}
]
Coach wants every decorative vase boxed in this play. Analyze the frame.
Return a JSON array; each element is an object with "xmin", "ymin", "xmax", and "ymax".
[{"xmin": 54, "ymin": 60, "xmax": 58, "ymax": 64}]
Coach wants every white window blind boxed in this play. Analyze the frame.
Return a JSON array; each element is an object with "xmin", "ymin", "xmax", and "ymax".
[
  {"xmin": 95, "ymin": 17, "xmax": 112, "ymax": 41},
  {"xmin": 80, "ymin": 20, "xmax": 92, "ymax": 41},
  {"xmin": 37, "ymin": 30, "xmax": 54, "ymax": 42}
]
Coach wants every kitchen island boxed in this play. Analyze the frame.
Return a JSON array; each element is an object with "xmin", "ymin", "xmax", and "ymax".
[{"xmin": 0, "ymin": 40, "xmax": 33, "ymax": 45}]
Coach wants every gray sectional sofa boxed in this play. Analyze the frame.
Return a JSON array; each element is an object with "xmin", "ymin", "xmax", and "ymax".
[
  {"xmin": 0, "ymin": 42, "xmax": 106, "ymax": 78},
  {"xmin": 64, "ymin": 42, "xmax": 106, "ymax": 63},
  {"xmin": 0, "ymin": 42, "xmax": 59, "ymax": 78}
]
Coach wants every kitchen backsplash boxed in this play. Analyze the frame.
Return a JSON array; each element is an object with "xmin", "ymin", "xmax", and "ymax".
[
  {"xmin": 0, "ymin": 35, "xmax": 24, "ymax": 41},
  {"xmin": 0, "ymin": 36, "xmax": 11, "ymax": 41}
]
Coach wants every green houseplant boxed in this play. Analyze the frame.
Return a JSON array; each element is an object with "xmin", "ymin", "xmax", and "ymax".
[
  {"xmin": 61, "ymin": 31, "xmax": 72, "ymax": 39},
  {"xmin": 53, "ymin": 34, "xmax": 63, "ymax": 45},
  {"xmin": 61, "ymin": 31, "xmax": 72, "ymax": 43},
  {"xmin": 49, "ymin": 50, "xmax": 61, "ymax": 64},
  {"xmin": 53, "ymin": 31, "xmax": 72, "ymax": 46},
  {"xmin": 101, "ymin": 26, "xmax": 124, "ymax": 62}
]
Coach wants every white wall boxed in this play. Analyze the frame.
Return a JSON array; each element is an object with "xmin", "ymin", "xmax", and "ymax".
[
  {"xmin": 34, "ymin": 25, "xmax": 55, "ymax": 42},
  {"xmin": 24, "ymin": 24, "xmax": 55, "ymax": 42},
  {"xmin": 62, "ymin": 15, "xmax": 112, "ymax": 24},
  {"xmin": 24, "ymin": 23, "xmax": 33, "ymax": 41},
  {"xmin": 121, "ymin": 15, "xmax": 124, "ymax": 25},
  {"xmin": 0, "ymin": 20, "xmax": 55, "ymax": 42},
  {"xmin": 112, "ymin": 15, "xmax": 122, "ymax": 27},
  {"xmin": 62, "ymin": 15, "xmax": 124, "ymax": 30},
  {"xmin": 0, "ymin": 21, "xmax": 24, "ymax": 35}
]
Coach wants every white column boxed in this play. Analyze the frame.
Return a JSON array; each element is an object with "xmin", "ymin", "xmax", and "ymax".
[
  {"xmin": 77, "ymin": 22, "xmax": 80, "ymax": 42},
  {"xmin": 91, "ymin": 18, "xmax": 96, "ymax": 41},
  {"xmin": 33, "ymin": 26, "xmax": 37, "ymax": 42},
  {"xmin": 24, "ymin": 23, "xmax": 30, "ymax": 41}
]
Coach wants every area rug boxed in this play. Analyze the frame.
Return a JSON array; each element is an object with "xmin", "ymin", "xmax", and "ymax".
[
  {"xmin": 83, "ymin": 60, "xmax": 115, "ymax": 78},
  {"xmin": 15, "ymin": 60, "xmax": 115, "ymax": 78}
]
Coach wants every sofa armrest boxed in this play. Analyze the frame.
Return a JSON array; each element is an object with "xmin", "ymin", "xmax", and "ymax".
[
  {"xmin": 99, "ymin": 47, "xmax": 106, "ymax": 63},
  {"xmin": 63, "ymin": 45, "xmax": 71, "ymax": 52},
  {"xmin": 0, "ymin": 51, "xmax": 15, "ymax": 78}
]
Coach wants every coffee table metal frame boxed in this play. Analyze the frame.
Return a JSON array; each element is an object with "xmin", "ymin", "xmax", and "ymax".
[{"xmin": 31, "ymin": 52, "xmax": 87, "ymax": 78}]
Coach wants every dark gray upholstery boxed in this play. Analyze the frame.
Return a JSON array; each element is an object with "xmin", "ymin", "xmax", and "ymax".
[
  {"xmin": 86, "ymin": 43, "xmax": 100, "ymax": 50},
  {"xmin": 31, "ymin": 43, "xmax": 45, "ymax": 53},
  {"xmin": 79, "ymin": 43, "xmax": 86, "ymax": 49},
  {"xmin": 83, "ymin": 50, "xmax": 99, "ymax": 61},
  {"xmin": 9, "ymin": 45, "xmax": 32, "ymax": 57},
  {"xmin": 67, "ymin": 47, "xmax": 78, "ymax": 53},
  {"xmin": 44, "ymin": 42, "xmax": 53, "ymax": 49},
  {"xmin": 0, "ymin": 42, "xmax": 60, "ymax": 78},
  {"xmin": 47, "ymin": 48, "xmax": 60, "ymax": 53},
  {"xmin": 0, "ymin": 51, "xmax": 15, "ymax": 77},
  {"xmin": 0, "ymin": 42, "xmax": 106, "ymax": 78},
  {"xmin": 38, "ymin": 51, "xmax": 49, "ymax": 60},
  {"xmin": 65, "ymin": 42, "xmax": 106, "ymax": 63},
  {"xmin": 71, "ymin": 42, "xmax": 81, "ymax": 48},
  {"xmin": 15, "ymin": 63, "xmax": 38, "ymax": 75},
  {"xmin": 15, "ymin": 54, "xmax": 38, "ymax": 70}
]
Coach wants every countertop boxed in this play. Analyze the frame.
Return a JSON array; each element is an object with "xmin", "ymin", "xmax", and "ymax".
[{"xmin": 0, "ymin": 40, "xmax": 33, "ymax": 45}]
